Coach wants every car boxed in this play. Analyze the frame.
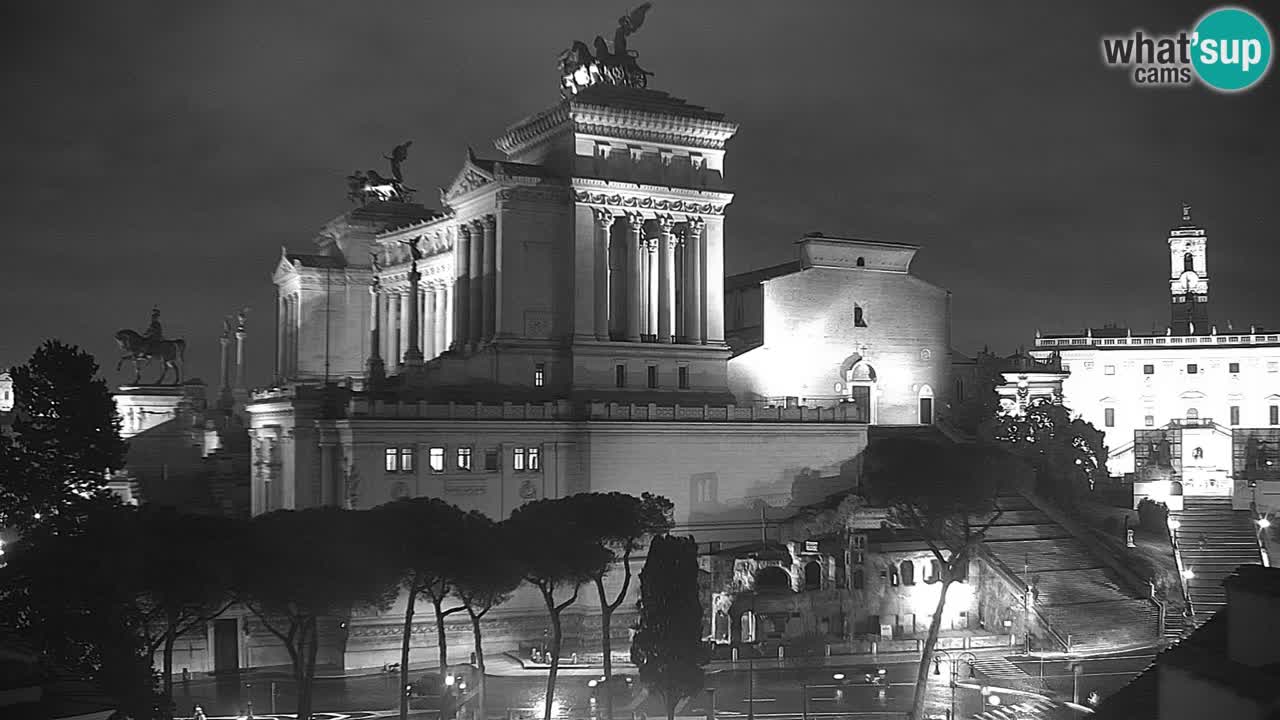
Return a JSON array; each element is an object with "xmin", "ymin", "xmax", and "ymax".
[
  {"xmin": 846, "ymin": 665, "xmax": 887, "ymax": 685},
  {"xmin": 588, "ymin": 673, "xmax": 637, "ymax": 704},
  {"xmin": 409, "ymin": 665, "xmax": 482, "ymax": 712}
]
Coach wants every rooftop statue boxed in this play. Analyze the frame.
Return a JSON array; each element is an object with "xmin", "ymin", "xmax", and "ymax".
[
  {"xmin": 115, "ymin": 306, "xmax": 187, "ymax": 385},
  {"xmin": 235, "ymin": 307, "xmax": 249, "ymax": 334},
  {"xmin": 559, "ymin": 3, "xmax": 655, "ymax": 98},
  {"xmin": 347, "ymin": 142, "xmax": 416, "ymax": 205},
  {"xmin": 400, "ymin": 235, "xmax": 424, "ymax": 263}
]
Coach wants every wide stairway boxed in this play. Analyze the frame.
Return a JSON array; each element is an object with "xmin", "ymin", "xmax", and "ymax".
[
  {"xmin": 982, "ymin": 495, "xmax": 1160, "ymax": 654},
  {"xmin": 1171, "ymin": 496, "xmax": 1264, "ymax": 623}
]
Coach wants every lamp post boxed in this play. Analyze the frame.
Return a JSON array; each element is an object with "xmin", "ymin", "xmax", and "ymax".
[{"xmin": 932, "ymin": 649, "xmax": 977, "ymax": 720}]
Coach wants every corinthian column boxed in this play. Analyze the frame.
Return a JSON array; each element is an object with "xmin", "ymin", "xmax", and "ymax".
[
  {"xmin": 367, "ymin": 280, "xmax": 385, "ymax": 386},
  {"xmin": 387, "ymin": 289, "xmax": 400, "ymax": 364},
  {"xmin": 685, "ymin": 217, "xmax": 705, "ymax": 345},
  {"xmin": 423, "ymin": 285, "xmax": 437, "ymax": 358},
  {"xmin": 469, "ymin": 219, "xmax": 483, "ymax": 348},
  {"xmin": 482, "ymin": 214, "xmax": 497, "ymax": 342},
  {"xmin": 593, "ymin": 209, "xmax": 613, "ymax": 341},
  {"xmin": 454, "ymin": 225, "xmax": 471, "ymax": 350},
  {"xmin": 434, "ymin": 285, "xmax": 447, "ymax": 357},
  {"xmin": 626, "ymin": 214, "xmax": 643, "ymax": 342},
  {"xmin": 399, "ymin": 288, "xmax": 414, "ymax": 366},
  {"xmin": 403, "ymin": 260, "xmax": 423, "ymax": 369},
  {"xmin": 646, "ymin": 238, "xmax": 659, "ymax": 339},
  {"xmin": 658, "ymin": 216, "xmax": 677, "ymax": 343}
]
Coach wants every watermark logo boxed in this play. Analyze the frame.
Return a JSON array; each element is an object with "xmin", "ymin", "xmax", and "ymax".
[{"xmin": 1101, "ymin": 6, "xmax": 1272, "ymax": 92}]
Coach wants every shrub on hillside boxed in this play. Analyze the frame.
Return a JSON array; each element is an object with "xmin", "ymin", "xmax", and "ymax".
[{"xmin": 1137, "ymin": 498, "xmax": 1169, "ymax": 533}]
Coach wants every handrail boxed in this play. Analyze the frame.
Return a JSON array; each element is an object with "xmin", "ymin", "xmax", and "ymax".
[
  {"xmin": 1168, "ymin": 519, "xmax": 1196, "ymax": 620},
  {"xmin": 976, "ymin": 545, "xmax": 1070, "ymax": 653}
]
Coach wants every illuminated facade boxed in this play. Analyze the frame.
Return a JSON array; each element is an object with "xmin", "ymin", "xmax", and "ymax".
[{"xmin": 1030, "ymin": 208, "xmax": 1280, "ymax": 511}]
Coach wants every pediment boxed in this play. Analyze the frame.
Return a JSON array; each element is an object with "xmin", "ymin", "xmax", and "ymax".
[
  {"xmin": 1179, "ymin": 390, "xmax": 1207, "ymax": 400},
  {"xmin": 1267, "ymin": 394, "xmax": 1280, "ymax": 402},
  {"xmin": 442, "ymin": 149, "xmax": 496, "ymax": 201},
  {"xmin": 272, "ymin": 248, "xmax": 300, "ymax": 283}
]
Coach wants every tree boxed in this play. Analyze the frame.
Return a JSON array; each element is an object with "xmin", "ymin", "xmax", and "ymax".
[
  {"xmin": 630, "ymin": 534, "xmax": 708, "ymax": 720},
  {"xmin": 234, "ymin": 508, "xmax": 400, "ymax": 720},
  {"xmin": 0, "ymin": 341, "xmax": 127, "ymax": 532},
  {"xmin": 508, "ymin": 497, "xmax": 610, "ymax": 720},
  {"xmin": 860, "ymin": 436, "xmax": 1005, "ymax": 720},
  {"xmin": 574, "ymin": 492, "xmax": 673, "ymax": 720},
  {"xmin": 375, "ymin": 498, "xmax": 470, "ymax": 720},
  {"xmin": 452, "ymin": 513, "xmax": 523, "ymax": 720},
  {"xmin": 0, "ymin": 500, "xmax": 160, "ymax": 717},
  {"xmin": 988, "ymin": 397, "xmax": 1109, "ymax": 507}
]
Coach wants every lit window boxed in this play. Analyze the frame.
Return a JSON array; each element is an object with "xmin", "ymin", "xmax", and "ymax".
[
  {"xmin": 1143, "ymin": 364, "xmax": 1154, "ymax": 374},
  {"xmin": 1271, "ymin": 406, "xmax": 1279, "ymax": 426},
  {"xmin": 1062, "ymin": 363, "xmax": 1071, "ymax": 371},
  {"xmin": 429, "ymin": 447, "xmax": 445, "ymax": 473},
  {"xmin": 1229, "ymin": 362, "xmax": 1240, "ymax": 373},
  {"xmin": 615, "ymin": 364, "xmax": 626, "ymax": 388},
  {"xmin": 484, "ymin": 450, "xmax": 499, "ymax": 472},
  {"xmin": 1230, "ymin": 406, "xmax": 1240, "ymax": 426},
  {"xmin": 385, "ymin": 448, "xmax": 398, "ymax": 472},
  {"xmin": 514, "ymin": 447, "xmax": 526, "ymax": 471},
  {"xmin": 1187, "ymin": 363, "xmax": 1198, "ymax": 374},
  {"xmin": 1145, "ymin": 415, "xmax": 1154, "ymax": 427},
  {"xmin": 1104, "ymin": 365, "xmax": 1115, "ymax": 375},
  {"xmin": 528, "ymin": 446, "xmax": 541, "ymax": 471},
  {"xmin": 399, "ymin": 448, "xmax": 414, "ymax": 472},
  {"xmin": 1104, "ymin": 408, "xmax": 1115, "ymax": 427},
  {"xmin": 457, "ymin": 447, "xmax": 472, "ymax": 471},
  {"xmin": 534, "ymin": 363, "xmax": 545, "ymax": 387},
  {"xmin": 647, "ymin": 365, "xmax": 658, "ymax": 389},
  {"xmin": 678, "ymin": 366, "xmax": 689, "ymax": 389}
]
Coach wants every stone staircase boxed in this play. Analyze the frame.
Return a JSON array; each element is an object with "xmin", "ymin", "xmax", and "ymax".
[
  {"xmin": 1171, "ymin": 496, "xmax": 1264, "ymax": 623},
  {"xmin": 982, "ymin": 495, "xmax": 1159, "ymax": 654}
]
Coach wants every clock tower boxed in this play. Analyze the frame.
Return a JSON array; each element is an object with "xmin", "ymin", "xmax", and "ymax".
[{"xmin": 1169, "ymin": 203, "xmax": 1210, "ymax": 335}]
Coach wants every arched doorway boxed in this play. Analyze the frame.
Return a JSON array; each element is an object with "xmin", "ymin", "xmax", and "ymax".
[
  {"xmin": 803, "ymin": 561, "xmax": 822, "ymax": 590},
  {"xmin": 838, "ymin": 354, "xmax": 877, "ymax": 423},
  {"xmin": 918, "ymin": 384, "xmax": 934, "ymax": 425},
  {"xmin": 756, "ymin": 566, "xmax": 791, "ymax": 592}
]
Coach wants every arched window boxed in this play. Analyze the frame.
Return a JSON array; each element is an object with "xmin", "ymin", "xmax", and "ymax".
[
  {"xmin": 889, "ymin": 567, "xmax": 900, "ymax": 587},
  {"xmin": 925, "ymin": 559, "xmax": 941, "ymax": 583},
  {"xmin": 1187, "ymin": 408, "xmax": 1199, "ymax": 420},
  {"xmin": 714, "ymin": 611, "xmax": 730, "ymax": 641},
  {"xmin": 804, "ymin": 561, "xmax": 822, "ymax": 591},
  {"xmin": 1184, "ymin": 252, "xmax": 1194, "ymax": 271},
  {"xmin": 854, "ymin": 305, "xmax": 867, "ymax": 328},
  {"xmin": 852, "ymin": 568, "xmax": 865, "ymax": 589},
  {"xmin": 856, "ymin": 257, "xmax": 866, "ymax": 267},
  {"xmin": 900, "ymin": 560, "xmax": 916, "ymax": 586},
  {"xmin": 918, "ymin": 385, "xmax": 935, "ymax": 425}
]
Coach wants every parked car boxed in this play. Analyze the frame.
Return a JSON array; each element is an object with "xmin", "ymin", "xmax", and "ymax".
[
  {"xmin": 847, "ymin": 665, "xmax": 887, "ymax": 685},
  {"xmin": 409, "ymin": 665, "xmax": 481, "ymax": 713},
  {"xmin": 588, "ymin": 673, "xmax": 636, "ymax": 704}
]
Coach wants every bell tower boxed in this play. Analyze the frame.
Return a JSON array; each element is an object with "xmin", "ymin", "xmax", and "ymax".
[{"xmin": 1169, "ymin": 202, "xmax": 1210, "ymax": 335}]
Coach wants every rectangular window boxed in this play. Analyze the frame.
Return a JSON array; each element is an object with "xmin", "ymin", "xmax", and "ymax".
[
  {"xmin": 1143, "ymin": 364, "xmax": 1154, "ymax": 375},
  {"xmin": 1104, "ymin": 365, "xmax": 1115, "ymax": 375},
  {"xmin": 1231, "ymin": 406, "xmax": 1241, "ymax": 426},
  {"xmin": 1272, "ymin": 406, "xmax": 1279, "ymax": 426},
  {"xmin": 615, "ymin": 364, "xmax": 626, "ymax": 388},
  {"xmin": 385, "ymin": 448, "xmax": 399, "ymax": 472},
  {"xmin": 1061, "ymin": 363, "xmax": 1070, "ymax": 371},
  {"xmin": 647, "ymin": 365, "xmax": 658, "ymax": 389},
  {"xmin": 457, "ymin": 447, "xmax": 473, "ymax": 471},
  {"xmin": 528, "ymin": 446, "xmax": 541, "ymax": 472},
  {"xmin": 399, "ymin": 448, "xmax": 414, "ymax": 472},
  {"xmin": 1104, "ymin": 408, "xmax": 1115, "ymax": 427},
  {"xmin": 1229, "ymin": 362, "xmax": 1240, "ymax": 373},
  {"xmin": 534, "ymin": 363, "xmax": 545, "ymax": 387},
  {"xmin": 513, "ymin": 447, "xmax": 526, "ymax": 471},
  {"xmin": 1187, "ymin": 363, "xmax": 1198, "ymax": 374},
  {"xmin": 678, "ymin": 366, "xmax": 689, "ymax": 389},
  {"xmin": 484, "ymin": 450, "xmax": 499, "ymax": 472},
  {"xmin": 1145, "ymin": 415, "xmax": 1154, "ymax": 427},
  {"xmin": 429, "ymin": 447, "xmax": 445, "ymax": 473}
]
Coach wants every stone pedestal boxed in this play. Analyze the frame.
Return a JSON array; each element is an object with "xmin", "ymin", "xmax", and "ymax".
[{"xmin": 114, "ymin": 382, "xmax": 208, "ymax": 439}]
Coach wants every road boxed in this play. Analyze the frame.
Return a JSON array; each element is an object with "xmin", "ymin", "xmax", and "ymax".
[
  {"xmin": 1009, "ymin": 652, "xmax": 1155, "ymax": 706},
  {"xmin": 171, "ymin": 660, "xmax": 929, "ymax": 719}
]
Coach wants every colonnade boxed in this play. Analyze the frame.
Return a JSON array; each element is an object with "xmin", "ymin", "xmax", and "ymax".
[
  {"xmin": 374, "ymin": 283, "xmax": 454, "ymax": 366},
  {"xmin": 276, "ymin": 291, "xmax": 300, "ymax": 378},
  {"xmin": 453, "ymin": 215, "xmax": 498, "ymax": 350},
  {"xmin": 597, "ymin": 211, "xmax": 708, "ymax": 344}
]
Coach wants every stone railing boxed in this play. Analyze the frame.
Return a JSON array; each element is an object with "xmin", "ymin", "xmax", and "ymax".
[
  {"xmin": 344, "ymin": 398, "xmax": 871, "ymax": 423},
  {"xmin": 1037, "ymin": 331, "xmax": 1280, "ymax": 348}
]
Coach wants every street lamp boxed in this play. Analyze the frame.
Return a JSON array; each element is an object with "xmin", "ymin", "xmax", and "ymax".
[
  {"xmin": 1182, "ymin": 568, "xmax": 1195, "ymax": 581},
  {"xmin": 932, "ymin": 650, "xmax": 976, "ymax": 720}
]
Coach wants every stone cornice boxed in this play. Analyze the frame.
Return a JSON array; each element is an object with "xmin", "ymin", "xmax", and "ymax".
[
  {"xmin": 494, "ymin": 104, "xmax": 573, "ymax": 156},
  {"xmin": 570, "ymin": 103, "xmax": 738, "ymax": 150},
  {"xmin": 571, "ymin": 179, "xmax": 732, "ymax": 217}
]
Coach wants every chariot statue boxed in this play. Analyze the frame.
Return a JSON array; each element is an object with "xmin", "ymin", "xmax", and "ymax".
[
  {"xmin": 114, "ymin": 306, "xmax": 187, "ymax": 385},
  {"xmin": 559, "ymin": 3, "xmax": 655, "ymax": 97},
  {"xmin": 348, "ymin": 141, "xmax": 416, "ymax": 205}
]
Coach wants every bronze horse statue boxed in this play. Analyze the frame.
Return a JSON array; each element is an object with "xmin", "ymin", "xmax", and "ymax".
[{"xmin": 114, "ymin": 329, "xmax": 186, "ymax": 385}]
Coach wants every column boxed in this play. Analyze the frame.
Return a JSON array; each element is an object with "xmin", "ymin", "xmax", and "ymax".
[
  {"xmin": 647, "ymin": 239, "xmax": 659, "ymax": 339},
  {"xmin": 286, "ymin": 295, "xmax": 296, "ymax": 377},
  {"xmin": 455, "ymin": 225, "xmax": 471, "ymax": 350},
  {"xmin": 235, "ymin": 330, "xmax": 246, "ymax": 389},
  {"xmin": 400, "ymin": 287, "xmax": 415, "ymax": 366},
  {"xmin": 658, "ymin": 217, "xmax": 677, "ymax": 343},
  {"xmin": 482, "ymin": 214, "xmax": 497, "ymax": 342},
  {"xmin": 219, "ymin": 335, "xmax": 231, "ymax": 395},
  {"xmin": 443, "ymin": 285, "xmax": 454, "ymax": 350},
  {"xmin": 275, "ymin": 293, "xmax": 286, "ymax": 380},
  {"xmin": 387, "ymin": 290, "xmax": 400, "ymax": 364},
  {"xmin": 593, "ymin": 209, "xmax": 613, "ymax": 341},
  {"xmin": 626, "ymin": 214, "xmax": 643, "ymax": 342},
  {"xmin": 468, "ymin": 219, "xmax": 483, "ymax": 347},
  {"xmin": 367, "ymin": 284, "xmax": 385, "ymax": 384},
  {"xmin": 704, "ymin": 217, "xmax": 726, "ymax": 344},
  {"xmin": 404, "ymin": 264, "xmax": 423, "ymax": 368},
  {"xmin": 685, "ymin": 218, "xmax": 705, "ymax": 344},
  {"xmin": 423, "ymin": 286, "xmax": 437, "ymax": 358},
  {"xmin": 434, "ymin": 287, "xmax": 447, "ymax": 358}
]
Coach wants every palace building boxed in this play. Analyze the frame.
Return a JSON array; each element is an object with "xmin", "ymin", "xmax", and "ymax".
[
  {"xmin": 1030, "ymin": 206, "xmax": 1280, "ymax": 512},
  {"xmin": 237, "ymin": 14, "xmax": 956, "ymax": 673}
]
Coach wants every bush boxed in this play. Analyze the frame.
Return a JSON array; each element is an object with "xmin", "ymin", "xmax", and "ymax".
[{"xmin": 1137, "ymin": 498, "xmax": 1169, "ymax": 533}]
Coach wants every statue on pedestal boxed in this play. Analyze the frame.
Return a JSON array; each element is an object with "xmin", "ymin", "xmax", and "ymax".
[
  {"xmin": 114, "ymin": 306, "xmax": 187, "ymax": 385},
  {"xmin": 559, "ymin": 3, "xmax": 655, "ymax": 97},
  {"xmin": 347, "ymin": 142, "xmax": 416, "ymax": 205}
]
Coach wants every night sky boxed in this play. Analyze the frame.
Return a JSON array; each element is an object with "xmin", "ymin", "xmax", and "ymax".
[{"xmin": 3, "ymin": 1, "xmax": 1278, "ymax": 388}]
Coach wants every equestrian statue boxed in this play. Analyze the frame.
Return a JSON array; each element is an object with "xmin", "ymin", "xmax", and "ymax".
[{"xmin": 114, "ymin": 306, "xmax": 187, "ymax": 385}]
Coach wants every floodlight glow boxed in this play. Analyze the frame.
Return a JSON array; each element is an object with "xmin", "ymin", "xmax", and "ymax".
[
  {"xmin": 832, "ymin": 673, "xmax": 845, "ymax": 681},
  {"xmin": 1182, "ymin": 568, "xmax": 1195, "ymax": 580},
  {"xmin": 1258, "ymin": 518, "xmax": 1271, "ymax": 529},
  {"xmin": 1168, "ymin": 519, "xmax": 1180, "ymax": 530},
  {"xmin": 445, "ymin": 675, "xmax": 454, "ymax": 686},
  {"xmin": 588, "ymin": 680, "xmax": 598, "ymax": 688},
  {"xmin": 988, "ymin": 694, "xmax": 1002, "ymax": 706}
]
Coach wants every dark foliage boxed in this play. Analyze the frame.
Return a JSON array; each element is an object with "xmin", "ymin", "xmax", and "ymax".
[
  {"xmin": 1137, "ymin": 498, "xmax": 1170, "ymax": 533},
  {"xmin": 630, "ymin": 534, "xmax": 708, "ymax": 720},
  {"xmin": 987, "ymin": 397, "xmax": 1108, "ymax": 508},
  {"xmin": 452, "ymin": 512, "xmax": 524, "ymax": 720}
]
